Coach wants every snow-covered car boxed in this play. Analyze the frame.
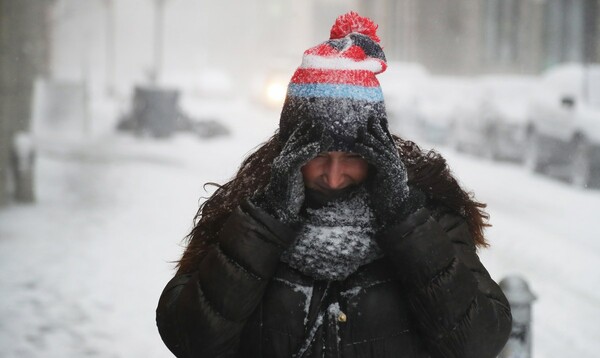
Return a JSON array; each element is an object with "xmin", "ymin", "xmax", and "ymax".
[
  {"xmin": 525, "ymin": 63, "xmax": 600, "ymax": 187},
  {"xmin": 452, "ymin": 76, "xmax": 540, "ymax": 161},
  {"xmin": 447, "ymin": 81, "xmax": 485, "ymax": 154},
  {"xmin": 163, "ymin": 69, "xmax": 234, "ymax": 138},
  {"xmin": 414, "ymin": 77, "xmax": 476, "ymax": 145},
  {"xmin": 378, "ymin": 62, "xmax": 429, "ymax": 139}
]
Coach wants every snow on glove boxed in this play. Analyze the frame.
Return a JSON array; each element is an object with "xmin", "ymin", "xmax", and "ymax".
[
  {"xmin": 354, "ymin": 118, "xmax": 425, "ymax": 226},
  {"xmin": 252, "ymin": 121, "xmax": 333, "ymax": 225}
]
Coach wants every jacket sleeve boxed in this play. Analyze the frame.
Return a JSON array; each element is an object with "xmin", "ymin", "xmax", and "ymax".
[
  {"xmin": 156, "ymin": 200, "xmax": 296, "ymax": 358},
  {"xmin": 375, "ymin": 207, "xmax": 512, "ymax": 358}
]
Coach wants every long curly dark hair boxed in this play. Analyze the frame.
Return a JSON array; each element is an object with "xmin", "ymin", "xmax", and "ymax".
[{"xmin": 176, "ymin": 131, "xmax": 490, "ymax": 274}]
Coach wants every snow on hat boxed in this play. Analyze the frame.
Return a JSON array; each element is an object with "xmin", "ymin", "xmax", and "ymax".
[{"xmin": 279, "ymin": 11, "xmax": 389, "ymax": 151}]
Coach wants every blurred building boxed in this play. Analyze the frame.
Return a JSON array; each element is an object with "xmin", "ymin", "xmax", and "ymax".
[
  {"xmin": 48, "ymin": 0, "xmax": 360, "ymax": 96},
  {"xmin": 46, "ymin": 0, "xmax": 598, "ymax": 92},
  {"xmin": 361, "ymin": 0, "xmax": 600, "ymax": 75}
]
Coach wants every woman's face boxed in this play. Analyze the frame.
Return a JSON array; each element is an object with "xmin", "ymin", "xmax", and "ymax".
[{"xmin": 301, "ymin": 151, "xmax": 369, "ymax": 193}]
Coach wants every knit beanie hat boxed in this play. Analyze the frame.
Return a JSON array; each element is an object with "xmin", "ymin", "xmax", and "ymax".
[{"xmin": 279, "ymin": 11, "xmax": 389, "ymax": 152}]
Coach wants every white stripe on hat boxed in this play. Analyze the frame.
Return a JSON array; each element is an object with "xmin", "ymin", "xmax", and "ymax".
[{"xmin": 300, "ymin": 55, "xmax": 383, "ymax": 73}]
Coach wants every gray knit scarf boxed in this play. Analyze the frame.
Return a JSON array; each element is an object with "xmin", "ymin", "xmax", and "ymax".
[{"xmin": 280, "ymin": 187, "xmax": 383, "ymax": 281}]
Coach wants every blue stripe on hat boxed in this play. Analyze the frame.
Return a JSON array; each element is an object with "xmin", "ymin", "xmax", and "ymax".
[{"xmin": 287, "ymin": 83, "xmax": 384, "ymax": 102}]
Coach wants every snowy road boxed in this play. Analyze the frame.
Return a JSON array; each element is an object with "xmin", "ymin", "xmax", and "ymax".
[
  {"xmin": 1, "ymin": 108, "xmax": 599, "ymax": 357},
  {"xmin": 440, "ymin": 149, "xmax": 600, "ymax": 358}
]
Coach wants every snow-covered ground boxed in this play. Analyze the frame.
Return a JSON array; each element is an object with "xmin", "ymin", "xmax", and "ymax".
[{"xmin": 1, "ymin": 99, "xmax": 599, "ymax": 357}]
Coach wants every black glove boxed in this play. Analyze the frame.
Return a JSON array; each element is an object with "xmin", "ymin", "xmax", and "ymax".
[
  {"xmin": 354, "ymin": 118, "xmax": 425, "ymax": 226},
  {"xmin": 252, "ymin": 121, "xmax": 332, "ymax": 225}
]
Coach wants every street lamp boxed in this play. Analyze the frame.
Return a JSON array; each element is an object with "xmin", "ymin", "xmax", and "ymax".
[
  {"xmin": 151, "ymin": 0, "xmax": 169, "ymax": 85},
  {"xmin": 101, "ymin": 0, "xmax": 116, "ymax": 96}
]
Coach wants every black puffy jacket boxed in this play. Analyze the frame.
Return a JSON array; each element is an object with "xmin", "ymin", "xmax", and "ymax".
[{"xmin": 156, "ymin": 200, "xmax": 511, "ymax": 358}]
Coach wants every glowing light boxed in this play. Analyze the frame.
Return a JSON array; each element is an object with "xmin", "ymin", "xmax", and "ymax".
[{"xmin": 265, "ymin": 80, "xmax": 287, "ymax": 106}]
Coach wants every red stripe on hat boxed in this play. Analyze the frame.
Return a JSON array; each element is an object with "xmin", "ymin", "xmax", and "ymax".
[
  {"xmin": 304, "ymin": 43, "xmax": 338, "ymax": 57},
  {"xmin": 379, "ymin": 61, "xmax": 387, "ymax": 74},
  {"xmin": 304, "ymin": 44, "xmax": 368, "ymax": 61},
  {"xmin": 339, "ymin": 45, "xmax": 367, "ymax": 61},
  {"xmin": 291, "ymin": 68, "xmax": 381, "ymax": 87}
]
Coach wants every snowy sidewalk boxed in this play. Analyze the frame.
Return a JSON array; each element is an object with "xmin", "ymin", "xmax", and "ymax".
[{"xmin": 0, "ymin": 121, "xmax": 274, "ymax": 357}]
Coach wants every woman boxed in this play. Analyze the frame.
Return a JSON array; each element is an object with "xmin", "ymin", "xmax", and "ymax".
[{"xmin": 156, "ymin": 12, "xmax": 511, "ymax": 358}]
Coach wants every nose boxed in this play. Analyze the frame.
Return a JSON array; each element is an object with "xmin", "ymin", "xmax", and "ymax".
[{"xmin": 324, "ymin": 159, "xmax": 345, "ymax": 189}]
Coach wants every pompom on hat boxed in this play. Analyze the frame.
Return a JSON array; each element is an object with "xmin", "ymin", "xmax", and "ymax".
[{"xmin": 279, "ymin": 11, "xmax": 390, "ymax": 152}]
